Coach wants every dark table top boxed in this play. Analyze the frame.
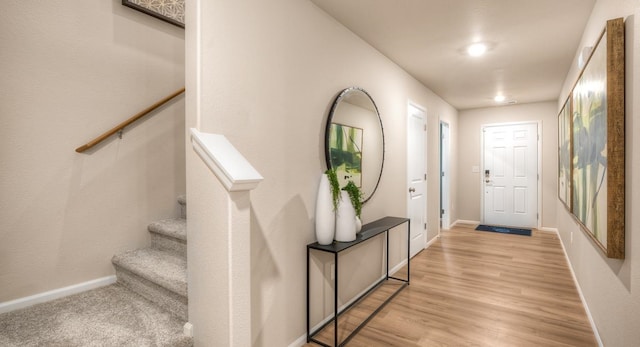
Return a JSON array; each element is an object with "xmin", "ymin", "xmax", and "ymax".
[{"xmin": 308, "ymin": 216, "xmax": 409, "ymax": 253}]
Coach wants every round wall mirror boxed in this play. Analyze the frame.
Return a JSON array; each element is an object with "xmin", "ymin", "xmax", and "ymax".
[{"xmin": 325, "ymin": 87, "xmax": 384, "ymax": 203}]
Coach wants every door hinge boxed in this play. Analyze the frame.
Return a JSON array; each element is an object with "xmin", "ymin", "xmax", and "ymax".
[
  {"xmin": 424, "ymin": 124, "xmax": 427, "ymax": 131},
  {"xmin": 424, "ymin": 173, "xmax": 427, "ymax": 180},
  {"xmin": 537, "ymin": 213, "xmax": 539, "ymax": 220},
  {"xmin": 441, "ymin": 209, "xmax": 445, "ymax": 215},
  {"xmin": 424, "ymin": 223, "xmax": 427, "ymax": 230},
  {"xmin": 441, "ymin": 171, "xmax": 445, "ymax": 177}
]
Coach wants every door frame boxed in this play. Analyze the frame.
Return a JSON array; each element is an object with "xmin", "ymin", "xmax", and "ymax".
[
  {"xmin": 407, "ymin": 101, "xmax": 427, "ymax": 257},
  {"xmin": 480, "ymin": 121, "xmax": 542, "ymax": 229},
  {"xmin": 439, "ymin": 120, "xmax": 450, "ymax": 229}
]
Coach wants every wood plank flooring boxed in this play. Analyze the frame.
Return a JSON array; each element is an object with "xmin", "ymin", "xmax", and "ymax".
[{"xmin": 306, "ymin": 225, "xmax": 597, "ymax": 346}]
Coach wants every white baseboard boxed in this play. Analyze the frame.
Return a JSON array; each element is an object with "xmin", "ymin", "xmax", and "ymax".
[
  {"xmin": 537, "ymin": 226, "xmax": 558, "ymax": 233},
  {"xmin": 389, "ymin": 259, "xmax": 408, "ymax": 276},
  {"xmin": 451, "ymin": 219, "xmax": 480, "ymax": 227},
  {"xmin": 425, "ymin": 235, "xmax": 439, "ymax": 249},
  {"xmin": 553, "ymin": 229, "xmax": 603, "ymax": 347},
  {"xmin": 0, "ymin": 275, "xmax": 117, "ymax": 314},
  {"xmin": 288, "ymin": 333, "xmax": 308, "ymax": 347}
]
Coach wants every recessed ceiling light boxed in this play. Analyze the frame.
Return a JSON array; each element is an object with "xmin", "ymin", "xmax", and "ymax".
[
  {"xmin": 467, "ymin": 43, "xmax": 487, "ymax": 57},
  {"xmin": 494, "ymin": 95, "xmax": 506, "ymax": 102}
]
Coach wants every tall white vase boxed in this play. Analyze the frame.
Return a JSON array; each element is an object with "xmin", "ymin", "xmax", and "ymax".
[
  {"xmin": 335, "ymin": 191, "xmax": 356, "ymax": 242},
  {"xmin": 315, "ymin": 173, "xmax": 335, "ymax": 245}
]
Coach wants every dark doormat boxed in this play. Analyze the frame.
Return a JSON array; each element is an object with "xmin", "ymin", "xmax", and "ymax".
[{"xmin": 475, "ymin": 224, "xmax": 532, "ymax": 236}]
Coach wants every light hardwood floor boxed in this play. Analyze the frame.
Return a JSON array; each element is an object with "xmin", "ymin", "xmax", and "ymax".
[{"xmin": 306, "ymin": 225, "xmax": 597, "ymax": 346}]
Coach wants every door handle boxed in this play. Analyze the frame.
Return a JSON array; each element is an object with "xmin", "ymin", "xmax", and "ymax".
[{"xmin": 409, "ymin": 187, "xmax": 416, "ymax": 193}]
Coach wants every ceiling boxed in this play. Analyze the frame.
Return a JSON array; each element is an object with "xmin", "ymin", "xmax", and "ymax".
[{"xmin": 310, "ymin": 0, "xmax": 596, "ymax": 110}]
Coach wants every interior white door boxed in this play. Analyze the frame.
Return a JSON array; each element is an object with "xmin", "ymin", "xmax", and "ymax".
[
  {"xmin": 407, "ymin": 104, "xmax": 427, "ymax": 258},
  {"xmin": 483, "ymin": 123, "xmax": 538, "ymax": 228},
  {"xmin": 440, "ymin": 121, "xmax": 450, "ymax": 229}
]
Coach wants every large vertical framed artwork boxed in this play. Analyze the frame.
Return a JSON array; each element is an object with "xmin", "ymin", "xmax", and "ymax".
[
  {"xmin": 571, "ymin": 18, "xmax": 625, "ymax": 259},
  {"xmin": 558, "ymin": 98, "xmax": 572, "ymax": 210}
]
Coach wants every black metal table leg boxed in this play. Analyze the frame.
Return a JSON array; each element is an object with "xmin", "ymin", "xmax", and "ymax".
[
  {"xmin": 386, "ymin": 229, "xmax": 390, "ymax": 280},
  {"xmin": 306, "ymin": 247, "xmax": 310, "ymax": 342},
  {"xmin": 334, "ymin": 252, "xmax": 338, "ymax": 346},
  {"xmin": 407, "ymin": 220, "xmax": 411, "ymax": 283}
]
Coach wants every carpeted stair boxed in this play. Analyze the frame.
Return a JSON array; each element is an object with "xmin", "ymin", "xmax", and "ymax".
[
  {"xmin": 112, "ymin": 196, "xmax": 188, "ymax": 321},
  {"xmin": 0, "ymin": 196, "xmax": 191, "ymax": 346}
]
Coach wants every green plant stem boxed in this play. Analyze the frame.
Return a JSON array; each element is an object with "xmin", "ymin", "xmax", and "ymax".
[
  {"xmin": 342, "ymin": 180, "xmax": 362, "ymax": 218},
  {"xmin": 325, "ymin": 168, "xmax": 340, "ymax": 211}
]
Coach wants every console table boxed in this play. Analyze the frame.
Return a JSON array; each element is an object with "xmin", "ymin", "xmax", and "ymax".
[{"xmin": 306, "ymin": 216, "xmax": 410, "ymax": 346}]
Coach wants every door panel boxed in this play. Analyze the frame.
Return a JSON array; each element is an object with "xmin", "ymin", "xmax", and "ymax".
[
  {"xmin": 493, "ymin": 147, "xmax": 506, "ymax": 177},
  {"xmin": 514, "ymin": 187, "xmax": 526, "ymax": 213},
  {"xmin": 493, "ymin": 187, "xmax": 505, "ymax": 212}
]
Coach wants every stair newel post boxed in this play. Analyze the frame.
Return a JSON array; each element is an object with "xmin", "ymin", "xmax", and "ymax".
[{"xmin": 189, "ymin": 129, "xmax": 263, "ymax": 345}]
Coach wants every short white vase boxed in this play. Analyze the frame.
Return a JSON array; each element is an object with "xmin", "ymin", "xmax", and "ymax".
[
  {"xmin": 335, "ymin": 191, "xmax": 356, "ymax": 242},
  {"xmin": 314, "ymin": 173, "xmax": 335, "ymax": 245}
]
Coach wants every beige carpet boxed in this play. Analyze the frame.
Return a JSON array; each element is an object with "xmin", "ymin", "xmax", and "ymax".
[{"xmin": 0, "ymin": 284, "xmax": 191, "ymax": 347}]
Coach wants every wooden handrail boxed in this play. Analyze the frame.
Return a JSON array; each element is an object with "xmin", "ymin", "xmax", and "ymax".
[{"xmin": 75, "ymin": 87, "xmax": 185, "ymax": 153}]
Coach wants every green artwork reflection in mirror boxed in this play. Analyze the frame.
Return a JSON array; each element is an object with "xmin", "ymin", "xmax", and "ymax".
[{"xmin": 329, "ymin": 123, "xmax": 363, "ymax": 188}]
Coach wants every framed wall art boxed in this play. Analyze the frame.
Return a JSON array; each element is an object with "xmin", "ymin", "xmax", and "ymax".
[
  {"xmin": 558, "ymin": 97, "xmax": 572, "ymax": 210},
  {"xmin": 570, "ymin": 17, "xmax": 625, "ymax": 259},
  {"xmin": 123, "ymin": 0, "xmax": 185, "ymax": 28},
  {"xmin": 328, "ymin": 123, "xmax": 363, "ymax": 188}
]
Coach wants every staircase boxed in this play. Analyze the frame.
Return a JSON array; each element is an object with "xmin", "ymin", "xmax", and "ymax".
[{"xmin": 112, "ymin": 195, "xmax": 188, "ymax": 321}]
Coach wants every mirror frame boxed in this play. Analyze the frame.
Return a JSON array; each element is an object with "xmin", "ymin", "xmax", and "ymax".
[{"xmin": 324, "ymin": 86, "xmax": 385, "ymax": 204}]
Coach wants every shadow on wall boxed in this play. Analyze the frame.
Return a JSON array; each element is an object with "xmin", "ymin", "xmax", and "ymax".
[
  {"xmin": 251, "ymin": 204, "xmax": 273, "ymax": 347},
  {"xmin": 251, "ymin": 194, "xmax": 311, "ymax": 346}
]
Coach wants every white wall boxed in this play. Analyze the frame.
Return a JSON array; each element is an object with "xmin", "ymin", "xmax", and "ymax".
[
  {"xmin": 457, "ymin": 102, "xmax": 558, "ymax": 228},
  {"xmin": 185, "ymin": 0, "xmax": 457, "ymax": 345},
  {"xmin": 557, "ymin": 0, "xmax": 640, "ymax": 345},
  {"xmin": 0, "ymin": 0, "xmax": 185, "ymax": 302}
]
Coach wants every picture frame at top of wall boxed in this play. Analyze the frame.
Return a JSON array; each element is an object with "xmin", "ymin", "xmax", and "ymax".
[
  {"xmin": 122, "ymin": 0, "xmax": 185, "ymax": 28},
  {"xmin": 570, "ymin": 17, "xmax": 625, "ymax": 259}
]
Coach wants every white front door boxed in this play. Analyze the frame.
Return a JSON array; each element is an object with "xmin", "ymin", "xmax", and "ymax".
[
  {"xmin": 483, "ymin": 123, "xmax": 538, "ymax": 228},
  {"xmin": 407, "ymin": 103, "xmax": 427, "ymax": 258}
]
